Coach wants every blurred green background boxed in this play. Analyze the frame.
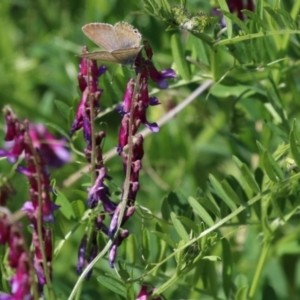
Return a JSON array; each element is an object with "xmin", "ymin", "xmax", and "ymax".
[{"xmin": 1, "ymin": 0, "xmax": 300, "ymax": 299}]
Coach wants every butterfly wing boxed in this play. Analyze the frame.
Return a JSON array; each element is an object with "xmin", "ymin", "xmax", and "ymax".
[
  {"xmin": 78, "ymin": 50, "xmax": 120, "ymax": 63},
  {"xmin": 111, "ymin": 46, "xmax": 143, "ymax": 65},
  {"xmin": 114, "ymin": 22, "xmax": 142, "ymax": 49},
  {"xmin": 82, "ymin": 23, "xmax": 120, "ymax": 51}
]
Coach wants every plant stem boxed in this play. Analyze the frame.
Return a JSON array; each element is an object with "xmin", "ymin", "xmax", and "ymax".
[{"xmin": 248, "ymin": 240, "xmax": 271, "ymax": 299}]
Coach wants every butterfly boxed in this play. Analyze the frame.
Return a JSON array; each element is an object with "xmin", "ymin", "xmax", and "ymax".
[{"xmin": 79, "ymin": 22, "xmax": 143, "ymax": 65}]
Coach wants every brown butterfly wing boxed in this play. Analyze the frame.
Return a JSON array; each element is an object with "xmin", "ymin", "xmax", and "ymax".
[
  {"xmin": 114, "ymin": 22, "xmax": 142, "ymax": 49},
  {"xmin": 111, "ymin": 46, "xmax": 143, "ymax": 65},
  {"xmin": 78, "ymin": 50, "xmax": 119, "ymax": 63},
  {"xmin": 82, "ymin": 23, "xmax": 120, "ymax": 51}
]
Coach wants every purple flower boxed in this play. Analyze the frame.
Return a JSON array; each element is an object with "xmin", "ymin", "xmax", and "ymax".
[
  {"xmin": 134, "ymin": 100, "xmax": 159, "ymax": 132},
  {"xmin": 1, "ymin": 115, "xmax": 71, "ymax": 168},
  {"xmin": 28, "ymin": 124, "xmax": 71, "ymax": 168},
  {"xmin": 108, "ymin": 229, "xmax": 129, "ymax": 268},
  {"xmin": 71, "ymin": 46, "xmax": 107, "ymax": 136},
  {"xmin": 0, "ymin": 108, "xmax": 56, "ymax": 297},
  {"xmin": 87, "ymin": 168, "xmax": 117, "ymax": 214},
  {"xmin": 0, "ymin": 135, "xmax": 25, "ymax": 164},
  {"xmin": 146, "ymin": 60, "xmax": 176, "ymax": 89},
  {"xmin": 77, "ymin": 234, "xmax": 87, "ymax": 275},
  {"xmin": 136, "ymin": 285, "xmax": 161, "ymax": 300},
  {"xmin": 0, "ymin": 217, "xmax": 33, "ymax": 300},
  {"xmin": 116, "ymin": 78, "xmax": 135, "ymax": 115}
]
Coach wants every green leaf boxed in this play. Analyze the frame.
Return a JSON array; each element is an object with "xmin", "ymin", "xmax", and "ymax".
[
  {"xmin": 262, "ymin": 150, "xmax": 284, "ymax": 182},
  {"xmin": 292, "ymin": 119, "xmax": 300, "ymax": 142},
  {"xmin": 217, "ymin": 0, "xmax": 232, "ymax": 38},
  {"xmin": 161, "ymin": 195, "xmax": 171, "ymax": 221},
  {"xmin": 188, "ymin": 197, "xmax": 214, "ymax": 227},
  {"xmin": 177, "ymin": 215, "xmax": 198, "ymax": 232},
  {"xmin": 71, "ymin": 200, "xmax": 85, "ymax": 220},
  {"xmin": 160, "ymin": 0, "xmax": 171, "ymax": 15},
  {"xmin": 264, "ymin": 7, "xmax": 285, "ymax": 29},
  {"xmin": 256, "ymin": 0, "xmax": 263, "ymax": 19},
  {"xmin": 180, "ymin": 0, "xmax": 186, "ymax": 8},
  {"xmin": 143, "ymin": 0, "xmax": 157, "ymax": 15},
  {"xmin": 235, "ymin": 286, "xmax": 249, "ymax": 300},
  {"xmin": 256, "ymin": 140, "xmax": 266, "ymax": 155},
  {"xmin": 241, "ymin": 10, "xmax": 267, "ymax": 31},
  {"xmin": 277, "ymin": 8, "xmax": 297, "ymax": 29},
  {"xmin": 290, "ymin": 120, "xmax": 300, "ymax": 168},
  {"xmin": 142, "ymin": 228, "xmax": 150, "ymax": 261},
  {"xmin": 221, "ymin": 180, "xmax": 242, "ymax": 205},
  {"xmin": 55, "ymin": 191, "xmax": 75, "ymax": 220},
  {"xmin": 198, "ymin": 195, "xmax": 221, "ymax": 218},
  {"xmin": 151, "ymin": 230, "xmax": 176, "ymax": 248},
  {"xmin": 97, "ymin": 275, "xmax": 127, "ymax": 298},
  {"xmin": 54, "ymin": 100, "xmax": 70, "ymax": 120},
  {"xmin": 124, "ymin": 234, "xmax": 137, "ymax": 265},
  {"xmin": 219, "ymin": 10, "xmax": 249, "ymax": 33},
  {"xmin": 154, "ymin": 226, "xmax": 168, "ymax": 272},
  {"xmin": 202, "ymin": 256, "xmax": 221, "ymax": 261},
  {"xmin": 233, "ymin": 156, "xmax": 260, "ymax": 193},
  {"xmin": 68, "ymin": 106, "xmax": 74, "ymax": 132},
  {"xmin": 207, "ymin": 261, "xmax": 218, "ymax": 297},
  {"xmin": 222, "ymin": 238, "xmax": 232, "ymax": 298},
  {"xmin": 170, "ymin": 212, "xmax": 190, "ymax": 242},
  {"xmin": 209, "ymin": 174, "xmax": 237, "ymax": 211},
  {"xmin": 240, "ymin": 164, "xmax": 260, "ymax": 193},
  {"xmin": 118, "ymin": 264, "xmax": 131, "ymax": 282},
  {"xmin": 171, "ymin": 33, "xmax": 190, "ymax": 80}
]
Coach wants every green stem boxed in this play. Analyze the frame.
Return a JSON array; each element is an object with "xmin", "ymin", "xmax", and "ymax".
[{"xmin": 248, "ymin": 240, "xmax": 271, "ymax": 299}]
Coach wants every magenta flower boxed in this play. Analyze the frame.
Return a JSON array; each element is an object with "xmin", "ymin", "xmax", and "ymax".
[
  {"xmin": 108, "ymin": 229, "xmax": 129, "ymax": 267},
  {"xmin": 0, "ymin": 111, "xmax": 71, "ymax": 168},
  {"xmin": 70, "ymin": 46, "xmax": 107, "ymax": 136},
  {"xmin": 146, "ymin": 60, "xmax": 177, "ymax": 89},
  {"xmin": 87, "ymin": 167, "xmax": 117, "ymax": 213},
  {"xmin": 136, "ymin": 285, "xmax": 161, "ymax": 300},
  {"xmin": 0, "ymin": 215, "xmax": 33, "ymax": 300},
  {"xmin": 28, "ymin": 124, "xmax": 71, "ymax": 168},
  {"xmin": 0, "ymin": 108, "xmax": 57, "ymax": 296}
]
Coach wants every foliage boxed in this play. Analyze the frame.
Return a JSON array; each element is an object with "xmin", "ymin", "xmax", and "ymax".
[{"xmin": 1, "ymin": 0, "xmax": 300, "ymax": 299}]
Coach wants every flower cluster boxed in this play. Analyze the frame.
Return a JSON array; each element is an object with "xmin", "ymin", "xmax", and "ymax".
[
  {"xmin": 73, "ymin": 41, "xmax": 176, "ymax": 271},
  {"xmin": 72, "ymin": 47, "xmax": 118, "ymax": 275},
  {"xmin": 0, "ymin": 111, "xmax": 71, "ymax": 169},
  {"xmin": 0, "ymin": 107, "xmax": 59, "ymax": 298},
  {"xmin": 0, "ymin": 214, "xmax": 33, "ymax": 300},
  {"xmin": 107, "ymin": 41, "xmax": 176, "ymax": 266}
]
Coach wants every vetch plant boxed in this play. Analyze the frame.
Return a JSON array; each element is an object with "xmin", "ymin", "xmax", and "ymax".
[
  {"xmin": 68, "ymin": 28, "xmax": 176, "ymax": 296},
  {"xmin": 1, "ymin": 0, "xmax": 300, "ymax": 299}
]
